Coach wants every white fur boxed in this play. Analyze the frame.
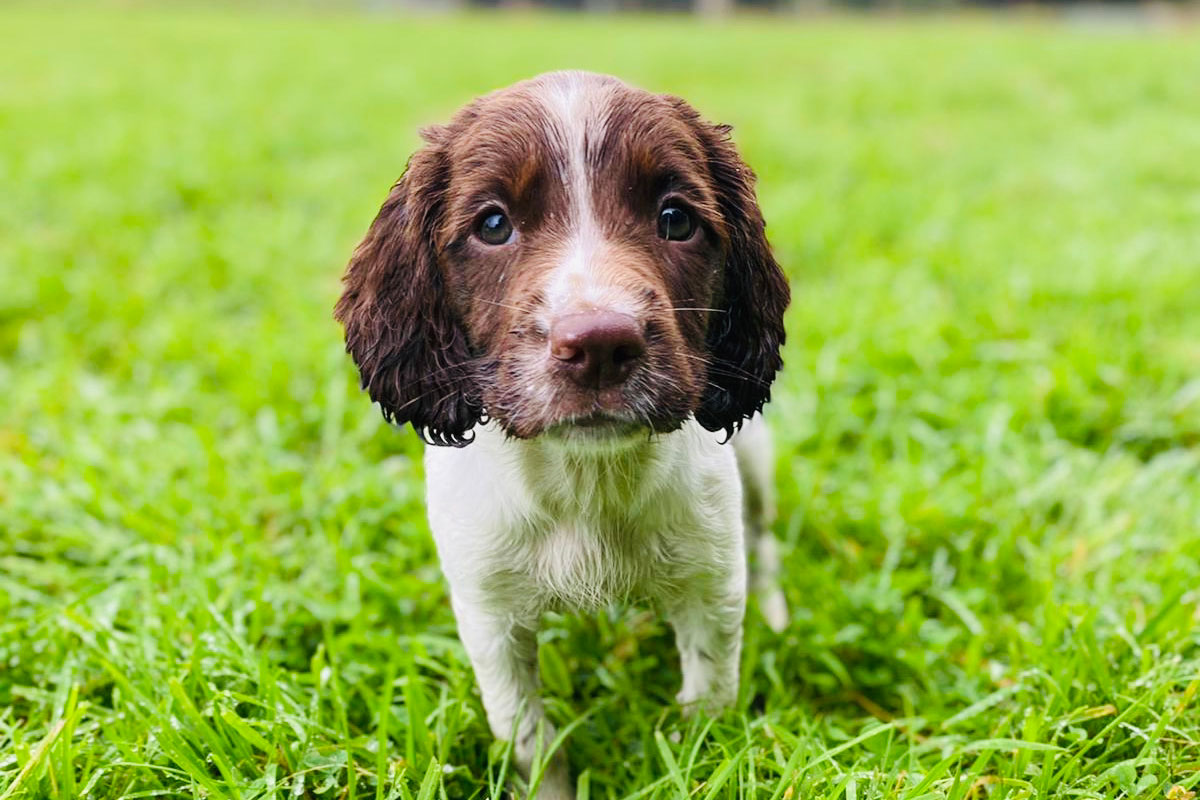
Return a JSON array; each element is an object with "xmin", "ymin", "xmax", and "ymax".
[{"xmin": 424, "ymin": 417, "xmax": 783, "ymax": 799}]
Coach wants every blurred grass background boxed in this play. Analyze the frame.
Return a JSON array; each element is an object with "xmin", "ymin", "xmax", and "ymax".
[{"xmin": 2, "ymin": 6, "xmax": 1200, "ymax": 798}]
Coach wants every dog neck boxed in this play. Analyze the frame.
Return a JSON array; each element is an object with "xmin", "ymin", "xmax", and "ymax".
[{"xmin": 481, "ymin": 421, "xmax": 693, "ymax": 524}]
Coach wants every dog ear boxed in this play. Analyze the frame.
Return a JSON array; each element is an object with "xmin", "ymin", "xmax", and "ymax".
[
  {"xmin": 672, "ymin": 103, "xmax": 790, "ymax": 439},
  {"xmin": 334, "ymin": 141, "xmax": 483, "ymax": 446}
]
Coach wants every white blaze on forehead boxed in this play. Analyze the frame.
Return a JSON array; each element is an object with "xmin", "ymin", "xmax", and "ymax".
[
  {"xmin": 542, "ymin": 73, "xmax": 594, "ymax": 220},
  {"xmin": 534, "ymin": 73, "xmax": 638, "ymax": 318}
]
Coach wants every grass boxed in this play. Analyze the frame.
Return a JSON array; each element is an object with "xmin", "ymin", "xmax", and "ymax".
[{"xmin": 2, "ymin": 5, "xmax": 1200, "ymax": 798}]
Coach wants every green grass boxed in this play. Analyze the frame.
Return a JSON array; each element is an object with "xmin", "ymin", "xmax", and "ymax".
[{"xmin": 3, "ymin": 6, "xmax": 1200, "ymax": 798}]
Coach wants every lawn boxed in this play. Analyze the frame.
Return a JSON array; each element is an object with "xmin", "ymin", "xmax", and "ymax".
[{"xmin": 2, "ymin": 6, "xmax": 1200, "ymax": 798}]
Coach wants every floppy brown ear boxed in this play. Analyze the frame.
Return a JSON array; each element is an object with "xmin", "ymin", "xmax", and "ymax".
[
  {"xmin": 677, "ymin": 105, "xmax": 790, "ymax": 438},
  {"xmin": 334, "ymin": 143, "xmax": 483, "ymax": 446}
]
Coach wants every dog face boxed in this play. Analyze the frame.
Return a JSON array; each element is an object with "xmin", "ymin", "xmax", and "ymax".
[{"xmin": 336, "ymin": 71, "xmax": 789, "ymax": 446}]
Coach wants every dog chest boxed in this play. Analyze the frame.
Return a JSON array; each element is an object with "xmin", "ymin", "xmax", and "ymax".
[{"xmin": 481, "ymin": 518, "xmax": 687, "ymax": 613}]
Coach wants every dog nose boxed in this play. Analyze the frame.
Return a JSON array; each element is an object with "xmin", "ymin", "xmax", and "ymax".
[{"xmin": 549, "ymin": 312, "xmax": 646, "ymax": 389}]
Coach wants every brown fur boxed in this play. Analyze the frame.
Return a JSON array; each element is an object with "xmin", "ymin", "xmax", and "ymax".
[{"xmin": 335, "ymin": 72, "xmax": 789, "ymax": 446}]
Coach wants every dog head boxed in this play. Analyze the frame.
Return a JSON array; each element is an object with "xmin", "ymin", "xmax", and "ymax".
[{"xmin": 336, "ymin": 71, "xmax": 789, "ymax": 446}]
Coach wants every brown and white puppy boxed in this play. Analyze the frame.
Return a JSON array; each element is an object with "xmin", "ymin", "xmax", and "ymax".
[{"xmin": 336, "ymin": 71, "xmax": 789, "ymax": 798}]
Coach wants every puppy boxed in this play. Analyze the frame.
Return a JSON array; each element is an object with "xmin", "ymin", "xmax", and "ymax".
[{"xmin": 336, "ymin": 71, "xmax": 789, "ymax": 798}]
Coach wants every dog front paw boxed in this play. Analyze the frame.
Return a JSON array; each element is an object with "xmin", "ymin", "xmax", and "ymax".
[
  {"xmin": 676, "ymin": 684, "xmax": 736, "ymax": 717},
  {"xmin": 527, "ymin": 751, "xmax": 574, "ymax": 800}
]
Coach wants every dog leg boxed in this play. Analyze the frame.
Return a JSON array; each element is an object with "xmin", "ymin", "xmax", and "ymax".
[
  {"xmin": 668, "ymin": 572, "xmax": 745, "ymax": 714},
  {"xmin": 451, "ymin": 597, "xmax": 573, "ymax": 799},
  {"xmin": 733, "ymin": 416, "xmax": 789, "ymax": 633}
]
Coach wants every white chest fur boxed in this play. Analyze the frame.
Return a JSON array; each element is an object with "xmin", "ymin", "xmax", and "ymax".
[
  {"xmin": 423, "ymin": 420, "xmax": 745, "ymax": 617},
  {"xmin": 421, "ymin": 417, "xmax": 768, "ymax": 800}
]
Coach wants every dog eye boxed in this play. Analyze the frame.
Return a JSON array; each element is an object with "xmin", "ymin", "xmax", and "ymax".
[
  {"xmin": 657, "ymin": 205, "xmax": 695, "ymax": 241},
  {"xmin": 477, "ymin": 211, "xmax": 514, "ymax": 245}
]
